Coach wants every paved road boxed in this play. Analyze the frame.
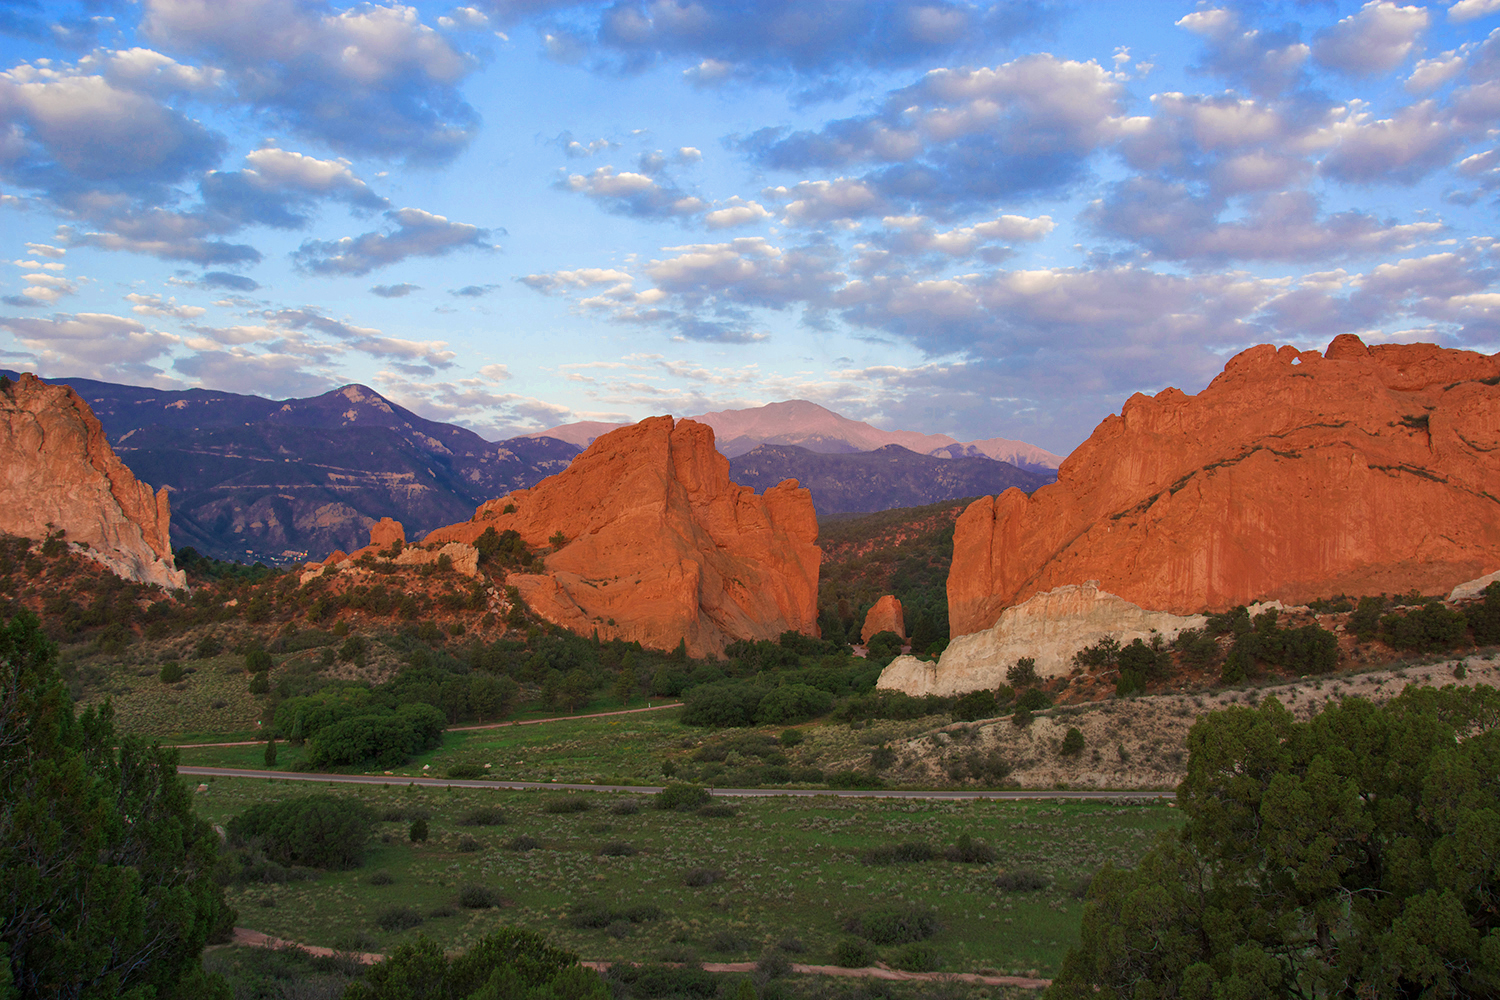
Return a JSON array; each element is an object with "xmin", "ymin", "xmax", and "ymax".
[{"xmin": 179, "ymin": 765, "xmax": 1173, "ymax": 800}]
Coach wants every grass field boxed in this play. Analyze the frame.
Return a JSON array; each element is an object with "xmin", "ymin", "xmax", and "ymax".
[{"xmin": 195, "ymin": 778, "xmax": 1180, "ymax": 980}]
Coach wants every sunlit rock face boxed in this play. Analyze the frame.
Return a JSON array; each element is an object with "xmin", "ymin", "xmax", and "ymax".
[
  {"xmin": 0, "ymin": 373, "xmax": 185, "ymax": 589},
  {"xmin": 425, "ymin": 416, "xmax": 821, "ymax": 658},
  {"xmin": 948, "ymin": 335, "xmax": 1500, "ymax": 638}
]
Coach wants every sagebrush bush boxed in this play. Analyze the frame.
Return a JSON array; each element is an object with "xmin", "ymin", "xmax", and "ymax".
[
  {"xmin": 158, "ymin": 661, "xmax": 184, "ymax": 683},
  {"xmin": 458, "ymin": 884, "xmax": 502, "ymax": 909},
  {"xmin": 457, "ymin": 807, "xmax": 507, "ymax": 827},
  {"xmin": 367, "ymin": 869, "xmax": 394, "ymax": 886},
  {"xmin": 832, "ymin": 938, "xmax": 876, "ymax": 968},
  {"xmin": 683, "ymin": 867, "xmax": 723, "ymax": 887},
  {"xmin": 455, "ymin": 835, "xmax": 482, "ymax": 853},
  {"xmin": 506, "ymin": 834, "xmax": 541, "ymax": 851},
  {"xmin": 447, "ymin": 764, "xmax": 486, "ymax": 779},
  {"xmin": 610, "ymin": 798, "xmax": 642, "ymax": 815},
  {"xmin": 654, "ymin": 783, "xmax": 712, "ymax": 811},
  {"xmin": 598, "ymin": 841, "xmax": 637, "ymax": 857},
  {"xmin": 227, "ymin": 794, "xmax": 373, "ymax": 871},
  {"xmin": 697, "ymin": 803, "xmax": 736, "ymax": 818},
  {"xmin": 375, "ymin": 907, "xmax": 423, "ymax": 932},
  {"xmin": 995, "ymin": 868, "xmax": 1049, "ymax": 892},
  {"xmin": 943, "ymin": 834, "xmax": 997, "ymax": 864},
  {"xmin": 843, "ymin": 904, "xmax": 939, "ymax": 944},
  {"xmin": 862, "ymin": 842, "xmax": 936, "ymax": 865},
  {"xmin": 544, "ymin": 796, "xmax": 591, "ymax": 814},
  {"xmin": 892, "ymin": 943, "xmax": 942, "ymax": 972}
]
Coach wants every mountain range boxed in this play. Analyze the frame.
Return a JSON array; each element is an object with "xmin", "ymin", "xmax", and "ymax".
[
  {"xmin": 533, "ymin": 399, "xmax": 1064, "ymax": 476},
  {"xmin": 3, "ymin": 371, "xmax": 1061, "ymax": 563}
]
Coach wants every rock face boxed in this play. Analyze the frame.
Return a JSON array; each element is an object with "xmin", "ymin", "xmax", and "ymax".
[
  {"xmin": 879, "ymin": 582, "xmax": 1207, "ymax": 695},
  {"xmin": 949, "ymin": 336, "xmax": 1500, "ymax": 637},
  {"xmin": 861, "ymin": 595, "xmax": 906, "ymax": 643},
  {"xmin": 0, "ymin": 374, "xmax": 184, "ymax": 588},
  {"xmin": 369, "ymin": 517, "xmax": 405, "ymax": 549},
  {"xmin": 426, "ymin": 416, "xmax": 821, "ymax": 657}
]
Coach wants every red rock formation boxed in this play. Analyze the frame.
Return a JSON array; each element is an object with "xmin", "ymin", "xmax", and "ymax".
[
  {"xmin": 369, "ymin": 517, "xmax": 405, "ymax": 549},
  {"xmin": 861, "ymin": 595, "xmax": 905, "ymax": 643},
  {"xmin": 425, "ymin": 416, "xmax": 820, "ymax": 657},
  {"xmin": 0, "ymin": 373, "xmax": 184, "ymax": 588},
  {"xmin": 949, "ymin": 336, "xmax": 1500, "ymax": 637}
]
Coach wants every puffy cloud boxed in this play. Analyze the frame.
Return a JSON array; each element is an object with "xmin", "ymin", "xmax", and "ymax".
[
  {"xmin": 1086, "ymin": 183, "xmax": 1443, "ymax": 263},
  {"xmin": 68, "ymin": 227, "xmax": 263, "ymax": 266},
  {"xmin": 0, "ymin": 310, "xmax": 179, "ymax": 377},
  {"xmin": 745, "ymin": 54, "xmax": 1126, "ymax": 213},
  {"xmin": 1450, "ymin": 0, "xmax": 1500, "ymax": 23},
  {"xmin": 513, "ymin": 0, "xmax": 1054, "ymax": 86},
  {"xmin": 703, "ymin": 198, "xmax": 773, "ymax": 229},
  {"xmin": 450, "ymin": 283, "xmax": 498, "ymax": 296},
  {"xmin": 2, "ymin": 273, "xmax": 76, "ymax": 307},
  {"xmin": 173, "ymin": 347, "xmax": 333, "ymax": 397},
  {"xmin": 268, "ymin": 306, "xmax": 457, "ymax": 367},
  {"xmin": 439, "ymin": 6, "xmax": 490, "ymax": 30},
  {"xmin": 371, "ymin": 283, "xmax": 420, "ymax": 297},
  {"xmin": 559, "ymin": 165, "xmax": 706, "ymax": 218},
  {"xmin": 1318, "ymin": 100, "xmax": 1466, "ymax": 184},
  {"xmin": 645, "ymin": 238, "xmax": 842, "ymax": 309},
  {"xmin": 764, "ymin": 177, "xmax": 887, "ymax": 224},
  {"xmin": 1313, "ymin": 3, "xmax": 1429, "ymax": 78},
  {"xmin": 24, "ymin": 243, "xmax": 65, "ymax": 259},
  {"xmin": 142, "ymin": 0, "xmax": 480, "ymax": 163},
  {"xmin": 1177, "ymin": 8, "xmax": 1310, "ymax": 98},
  {"xmin": 124, "ymin": 292, "xmax": 206, "ymax": 318},
  {"xmin": 1408, "ymin": 52, "xmax": 1468, "ymax": 93},
  {"xmin": 519, "ymin": 267, "xmax": 634, "ymax": 294},
  {"xmin": 292, "ymin": 208, "xmax": 494, "ymax": 276},
  {"xmin": 868, "ymin": 213, "xmax": 1055, "ymax": 261},
  {"xmin": 200, "ymin": 271, "xmax": 260, "ymax": 292}
]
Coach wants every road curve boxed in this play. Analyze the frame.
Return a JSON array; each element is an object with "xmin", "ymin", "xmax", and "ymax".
[{"xmin": 179, "ymin": 765, "xmax": 1174, "ymax": 800}]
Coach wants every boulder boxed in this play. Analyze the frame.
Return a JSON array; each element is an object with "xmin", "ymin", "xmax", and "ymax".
[
  {"xmin": 949, "ymin": 336, "xmax": 1500, "ymax": 637},
  {"xmin": 878, "ymin": 582, "xmax": 1206, "ymax": 696},
  {"xmin": 368, "ymin": 516, "xmax": 405, "ymax": 549},
  {"xmin": 0, "ymin": 373, "xmax": 184, "ymax": 588},
  {"xmin": 861, "ymin": 595, "xmax": 906, "ymax": 643},
  {"xmin": 424, "ymin": 416, "xmax": 820, "ymax": 657}
]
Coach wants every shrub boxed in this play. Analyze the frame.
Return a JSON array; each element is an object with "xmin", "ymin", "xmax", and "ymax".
[
  {"xmin": 755, "ymin": 684, "xmax": 834, "ymax": 725},
  {"xmin": 706, "ymin": 930, "xmax": 752, "ymax": 954},
  {"xmin": 943, "ymin": 834, "xmax": 997, "ymax": 864},
  {"xmin": 455, "ymin": 835, "xmax": 482, "ymax": 853},
  {"xmin": 375, "ymin": 907, "xmax": 424, "ymax": 932},
  {"xmin": 1015, "ymin": 687, "xmax": 1052, "ymax": 712},
  {"xmin": 159, "ymin": 661, "xmax": 184, "ymax": 683},
  {"xmin": 654, "ymin": 783, "xmax": 712, "ymax": 812},
  {"xmin": 246, "ymin": 648, "xmax": 273, "ymax": 674},
  {"xmin": 610, "ymin": 798, "xmax": 642, "ymax": 815},
  {"xmin": 381, "ymin": 806, "xmax": 431, "ymax": 822},
  {"xmin": 697, "ymin": 803, "xmax": 737, "ymax": 818},
  {"xmin": 447, "ymin": 764, "xmax": 486, "ymax": 779},
  {"xmin": 458, "ymin": 884, "xmax": 502, "ymax": 909},
  {"xmin": 1011, "ymin": 708, "xmax": 1033, "ymax": 728},
  {"xmin": 1006, "ymin": 657, "xmax": 1038, "ymax": 689},
  {"xmin": 1061, "ymin": 727, "xmax": 1086, "ymax": 756},
  {"xmin": 776, "ymin": 936, "xmax": 806, "ymax": 954},
  {"xmin": 304, "ymin": 703, "xmax": 445, "ymax": 770},
  {"xmin": 952, "ymin": 689, "xmax": 998, "ymax": 721},
  {"xmin": 457, "ymin": 807, "xmax": 508, "ymax": 827},
  {"xmin": 1470, "ymin": 582, "xmax": 1500, "ymax": 645},
  {"xmin": 892, "ymin": 943, "xmax": 942, "ymax": 972},
  {"xmin": 195, "ymin": 635, "xmax": 224, "ymax": 659},
  {"xmin": 409, "ymin": 818, "xmax": 428, "ymax": 844},
  {"xmin": 227, "ymin": 795, "xmax": 373, "ymax": 870},
  {"xmin": 263, "ymin": 737, "xmax": 277, "ymax": 768},
  {"xmin": 832, "ymin": 938, "xmax": 877, "ymax": 968},
  {"xmin": 995, "ymin": 868, "xmax": 1049, "ymax": 892},
  {"xmin": 1116, "ymin": 670, "xmax": 1145, "ymax": 697},
  {"xmin": 778, "ymin": 728, "xmax": 805, "ymax": 747},
  {"xmin": 544, "ymin": 796, "xmax": 591, "ymax": 814},
  {"xmin": 681, "ymin": 681, "xmax": 767, "ymax": 727},
  {"xmin": 1381, "ymin": 602, "xmax": 1469, "ymax": 653},
  {"xmin": 869, "ymin": 746, "xmax": 897, "ymax": 770},
  {"xmin": 506, "ymin": 834, "xmax": 541, "ymax": 851},
  {"xmin": 1172, "ymin": 628, "xmax": 1220, "ymax": 667},
  {"xmin": 428, "ymin": 905, "xmax": 457, "ymax": 919},
  {"xmin": 866, "ymin": 630, "xmax": 904, "ymax": 667},
  {"xmin": 843, "ymin": 904, "xmax": 940, "ymax": 944},
  {"xmin": 368, "ymin": 870, "xmax": 395, "ymax": 886},
  {"xmin": 828, "ymin": 769, "xmax": 884, "ymax": 789},
  {"xmin": 598, "ymin": 841, "xmax": 637, "ymax": 857},
  {"xmin": 683, "ymin": 867, "xmax": 723, "ymax": 887},
  {"xmin": 607, "ymin": 965, "xmax": 719, "ymax": 999},
  {"xmin": 248, "ymin": 671, "xmax": 270, "ymax": 695},
  {"xmin": 862, "ymin": 842, "xmax": 936, "ymax": 866}
]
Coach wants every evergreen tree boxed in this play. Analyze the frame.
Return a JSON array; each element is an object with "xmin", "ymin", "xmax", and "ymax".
[{"xmin": 0, "ymin": 611, "xmax": 233, "ymax": 999}]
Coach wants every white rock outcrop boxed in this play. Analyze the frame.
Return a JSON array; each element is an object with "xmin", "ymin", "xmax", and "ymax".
[
  {"xmin": 1451, "ymin": 570, "xmax": 1500, "ymax": 602},
  {"xmin": 877, "ymin": 581, "xmax": 1207, "ymax": 697}
]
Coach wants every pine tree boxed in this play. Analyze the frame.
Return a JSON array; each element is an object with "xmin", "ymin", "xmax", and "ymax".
[{"xmin": 263, "ymin": 736, "xmax": 277, "ymax": 768}]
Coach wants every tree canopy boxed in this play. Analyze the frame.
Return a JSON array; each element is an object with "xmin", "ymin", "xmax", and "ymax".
[
  {"xmin": 1049, "ymin": 684, "xmax": 1500, "ymax": 999},
  {"xmin": 0, "ymin": 611, "xmax": 233, "ymax": 999}
]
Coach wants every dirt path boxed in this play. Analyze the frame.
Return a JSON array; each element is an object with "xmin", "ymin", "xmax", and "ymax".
[
  {"xmin": 169, "ymin": 702, "xmax": 684, "ymax": 749},
  {"xmin": 228, "ymin": 928, "xmax": 1051, "ymax": 989}
]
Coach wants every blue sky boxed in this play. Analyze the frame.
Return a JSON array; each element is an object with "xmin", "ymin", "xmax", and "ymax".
[{"xmin": 2, "ymin": 0, "xmax": 1498, "ymax": 454}]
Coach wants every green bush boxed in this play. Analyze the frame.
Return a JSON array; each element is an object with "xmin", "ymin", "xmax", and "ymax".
[
  {"xmin": 1349, "ymin": 595, "xmax": 1387, "ymax": 641},
  {"xmin": 1061, "ymin": 727, "xmax": 1086, "ymax": 756},
  {"xmin": 892, "ymin": 943, "xmax": 942, "ymax": 972},
  {"xmin": 375, "ymin": 907, "xmax": 423, "ymax": 932},
  {"xmin": 195, "ymin": 634, "xmax": 223, "ymax": 659},
  {"xmin": 653, "ymin": 783, "xmax": 712, "ymax": 811},
  {"xmin": 952, "ymin": 688, "xmax": 998, "ymax": 721},
  {"xmin": 1006, "ymin": 657, "xmax": 1038, "ymax": 689},
  {"xmin": 447, "ymin": 764, "xmax": 486, "ymax": 779},
  {"xmin": 862, "ymin": 842, "xmax": 936, "ymax": 865},
  {"xmin": 1115, "ymin": 670, "xmax": 1145, "ymax": 697},
  {"xmin": 1470, "ymin": 582, "xmax": 1500, "ymax": 645},
  {"xmin": 755, "ymin": 684, "xmax": 834, "ymax": 725},
  {"xmin": 681, "ymin": 682, "xmax": 767, "ymax": 727},
  {"xmin": 1381, "ymin": 601, "xmax": 1469, "ymax": 652},
  {"xmin": 778, "ymin": 728, "xmax": 805, "ymax": 747},
  {"xmin": 409, "ymin": 818, "xmax": 428, "ymax": 844},
  {"xmin": 843, "ymin": 904, "xmax": 939, "ymax": 944},
  {"xmin": 943, "ymin": 833, "xmax": 997, "ymax": 863},
  {"xmin": 827, "ymin": 769, "xmax": 884, "ymax": 789},
  {"xmin": 227, "ymin": 794, "xmax": 373, "ymax": 870},
  {"xmin": 995, "ymin": 868, "xmax": 1049, "ymax": 892},
  {"xmin": 605, "ymin": 963, "xmax": 719, "ymax": 999},
  {"xmin": 304, "ymin": 703, "xmax": 445, "ymax": 769},
  {"xmin": 683, "ymin": 867, "xmax": 723, "ymax": 886},
  {"xmin": 458, "ymin": 807, "xmax": 507, "ymax": 826},
  {"xmin": 1015, "ymin": 686, "xmax": 1052, "ymax": 712},
  {"xmin": 597, "ymin": 841, "xmax": 636, "ymax": 857},
  {"xmin": 245, "ymin": 648, "xmax": 273, "ymax": 674},
  {"xmin": 544, "ymin": 796, "xmax": 591, "ymax": 814},
  {"xmin": 832, "ymin": 938, "xmax": 876, "ymax": 968},
  {"xmin": 505, "ymin": 835, "xmax": 540, "ymax": 851},
  {"xmin": 866, "ymin": 630, "xmax": 904, "ymax": 666},
  {"xmin": 458, "ymin": 884, "xmax": 502, "ymax": 909},
  {"xmin": 158, "ymin": 661, "xmax": 184, "ymax": 683},
  {"xmin": 248, "ymin": 671, "xmax": 270, "ymax": 695},
  {"xmin": 1010, "ymin": 707, "xmax": 1034, "ymax": 728}
]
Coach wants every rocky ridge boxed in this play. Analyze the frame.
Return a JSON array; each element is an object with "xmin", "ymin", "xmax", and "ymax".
[
  {"xmin": 0, "ymin": 373, "xmax": 184, "ymax": 588},
  {"xmin": 949, "ymin": 335, "xmax": 1500, "ymax": 638},
  {"xmin": 425, "ymin": 416, "xmax": 820, "ymax": 657}
]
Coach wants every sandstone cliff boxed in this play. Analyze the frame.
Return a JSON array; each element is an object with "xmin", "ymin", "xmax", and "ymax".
[
  {"xmin": 425, "ymin": 416, "xmax": 820, "ymax": 657},
  {"xmin": 861, "ymin": 595, "xmax": 905, "ymax": 643},
  {"xmin": 949, "ymin": 335, "xmax": 1500, "ymax": 637},
  {"xmin": 879, "ymin": 582, "xmax": 1207, "ymax": 695},
  {"xmin": 0, "ymin": 373, "xmax": 185, "ymax": 588}
]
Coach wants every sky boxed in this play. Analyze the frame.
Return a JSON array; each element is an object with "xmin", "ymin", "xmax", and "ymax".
[{"xmin": 1, "ymin": 1, "xmax": 1498, "ymax": 455}]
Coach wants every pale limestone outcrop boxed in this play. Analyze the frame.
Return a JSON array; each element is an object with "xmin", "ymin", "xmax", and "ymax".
[
  {"xmin": 1451, "ymin": 570, "xmax": 1500, "ymax": 602},
  {"xmin": 877, "ymin": 582, "xmax": 1206, "ymax": 696},
  {"xmin": 424, "ymin": 416, "xmax": 820, "ymax": 657},
  {"xmin": 0, "ymin": 373, "xmax": 184, "ymax": 589},
  {"xmin": 861, "ymin": 595, "xmax": 906, "ymax": 643},
  {"xmin": 301, "ymin": 519, "xmax": 478, "ymax": 583}
]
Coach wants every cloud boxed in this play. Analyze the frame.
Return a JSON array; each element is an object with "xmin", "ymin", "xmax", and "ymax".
[
  {"xmin": 371, "ymin": 282, "xmax": 420, "ymax": 298},
  {"xmin": 24, "ymin": 243, "xmax": 65, "ymax": 259},
  {"xmin": 0, "ymin": 310, "xmax": 179, "ymax": 377},
  {"xmin": 703, "ymin": 198, "xmax": 772, "ymax": 230},
  {"xmin": 124, "ymin": 292, "xmax": 206, "ymax": 318},
  {"xmin": 865, "ymin": 213, "xmax": 1055, "ymax": 262},
  {"xmin": 201, "ymin": 271, "xmax": 260, "ymax": 292},
  {"xmin": 1086, "ymin": 182, "xmax": 1444, "ymax": 263},
  {"xmin": 743, "ymin": 54, "xmax": 1126, "ymax": 214},
  {"xmin": 142, "ymin": 0, "xmax": 480, "ymax": 163},
  {"xmin": 1177, "ymin": 8, "xmax": 1310, "ymax": 98},
  {"xmin": 1313, "ymin": 2, "xmax": 1429, "ymax": 78},
  {"xmin": 764, "ymin": 178, "xmax": 887, "ymax": 224},
  {"xmin": 1318, "ymin": 100, "xmax": 1467, "ymax": 185},
  {"xmin": 1450, "ymin": 0, "xmax": 1500, "ymax": 23},
  {"xmin": 477, "ymin": 363, "xmax": 510, "ymax": 381},
  {"xmin": 531, "ymin": 0, "xmax": 1055, "ymax": 88},
  {"xmin": 1408, "ymin": 52, "xmax": 1468, "ymax": 93},
  {"xmin": 559, "ymin": 165, "xmax": 706, "ymax": 218},
  {"xmin": 292, "ymin": 208, "xmax": 494, "ymax": 276},
  {"xmin": 450, "ymin": 283, "xmax": 498, "ymax": 296},
  {"xmin": 268, "ymin": 306, "xmax": 457, "ymax": 367},
  {"xmin": 173, "ymin": 347, "xmax": 333, "ymax": 397},
  {"xmin": 2, "ymin": 273, "xmax": 76, "ymax": 306},
  {"xmin": 520, "ymin": 267, "xmax": 634, "ymax": 294}
]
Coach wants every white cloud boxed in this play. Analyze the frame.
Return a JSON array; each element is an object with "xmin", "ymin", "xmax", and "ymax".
[
  {"xmin": 124, "ymin": 292, "xmax": 207, "ymax": 318},
  {"xmin": 1408, "ymin": 52, "xmax": 1469, "ymax": 92},
  {"xmin": 293, "ymin": 208, "xmax": 494, "ymax": 276},
  {"xmin": 1314, "ymin": 3, "xmax": 1429, "ymax": 77},
  {"xmin": 1450, "ymin": 0, "xmax": 1500, "ymax": 24},
  {"xmin": 703, "ymin": 198, "xmax": 773, "ymax": 229}
]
